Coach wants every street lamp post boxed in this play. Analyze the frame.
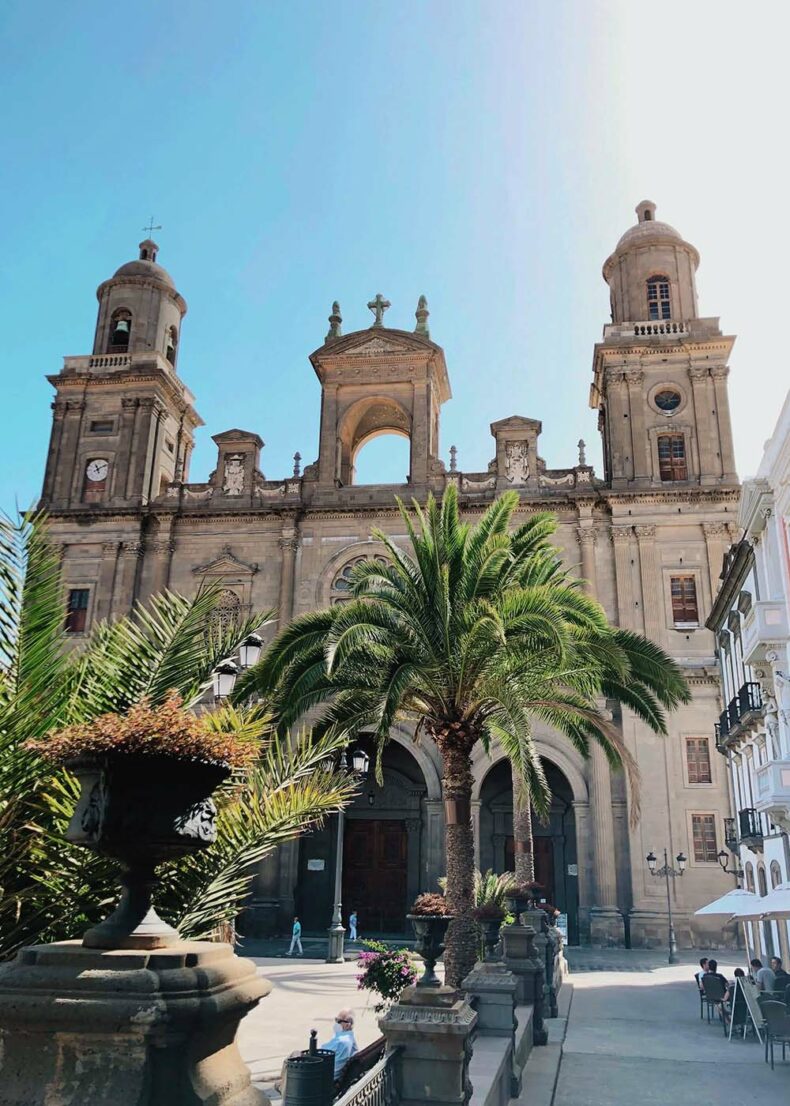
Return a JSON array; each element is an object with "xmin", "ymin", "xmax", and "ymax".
[
  {"xmin": 646, "ymin": 848, "xmax": 687, "ymax": 965},
  {"xmin": 326, "ymin": 747, "xmax": 370, "ymax": 964}
]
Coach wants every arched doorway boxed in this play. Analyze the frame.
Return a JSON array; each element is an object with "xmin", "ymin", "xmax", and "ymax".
[
  {"xmin": 296, "ymin": 738, "xmax": 430, "ymax": 935},
  {"xmin": 479, "ymin": 758, "xmax": 580, "ymax": 944}
]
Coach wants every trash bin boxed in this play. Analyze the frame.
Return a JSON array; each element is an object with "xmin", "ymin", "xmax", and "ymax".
[{"xmin": 283, "ymin": 1029, "xmax": 335, "ymax": 1106}]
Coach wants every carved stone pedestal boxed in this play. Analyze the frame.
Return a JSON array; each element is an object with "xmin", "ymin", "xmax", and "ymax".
[
  {"xmin": 379, "ymin": 985, "xmax": 477, "ymax": 1106},
  {"xmin": 0, "ymin": 940, "xmax": 270, "ymax": 1106},
  {"xmin": 461, "ymin": 962, "xmax": 521, "ymax": 1097},
  {"xmin": 500, "ymin": 924, "xmax": 548, "ymax": 1046}
]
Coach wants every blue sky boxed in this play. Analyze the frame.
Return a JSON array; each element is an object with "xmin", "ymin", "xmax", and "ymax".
[{"xmin": 2, "ymin": 1, "xmax": 788, "ymax": 507}]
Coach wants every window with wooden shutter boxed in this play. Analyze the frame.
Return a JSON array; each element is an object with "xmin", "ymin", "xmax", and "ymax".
[
  {"xmin": 65, "ymin": 588, "xmax": 89, "ymax": 634},
  {"xmin": 686, "ymin": 737, "xmax": 712, "ymax": 784},
  {"xmin": 671, "ymin": 575, "xmax": 699, "ymax": 625},
  {"xmin": 657, "ymin": 434, "xmax": 687, "ymax": 481},
  {"xmin": 691, "ymin": 814, "xmax": 718, "ymax": 863}
]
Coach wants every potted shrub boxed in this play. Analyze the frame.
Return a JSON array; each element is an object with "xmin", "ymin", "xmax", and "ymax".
[
  {"xmin": 407, "ymin": 892, "xmax": 453, "ymax": 987},
  {"xmin": 505, "ymin": 882, "xmax": 535, "ymax": 922},
  {"xmin": 472, "ymin": 901, "xmax": 506, "ymax": 962},
  {"xmin": 27, "ymin": 691, "xmax": 256, "ymax": 950},
  {"xmin": 356, "ymin": 940, "xmax": 418, "ymax": 1012}
]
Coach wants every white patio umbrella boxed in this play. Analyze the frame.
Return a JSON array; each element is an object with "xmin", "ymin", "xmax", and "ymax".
[
  {"xmin": 694, "ymin": 888, "xmax": 760, "ymax": 917},
  {"xmin": 750, "ymin": 881, "xmax": 790, "ymax": 920}
]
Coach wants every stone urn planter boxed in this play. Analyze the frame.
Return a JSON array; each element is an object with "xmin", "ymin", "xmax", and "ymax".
[
  {"xmin": 66, "ymin": 752, "xmax": 229, "ymax": 949},
  {"xmin": 477, "ymin": 914, "xmax": 505, "ymax": 962},
  {"xmin": 407, "ymin": 914, "xmax": 453, "ymax": 987},
  {"xmin": 505, "ymin": 891, "xmax": 532, "ymax": 924}
]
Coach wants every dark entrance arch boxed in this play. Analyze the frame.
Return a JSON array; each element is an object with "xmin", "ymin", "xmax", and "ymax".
[
  {"xmin": 295, "ymin": 739, "xmax": 427, "ymax": 936},
  {"xmin": 479, "ymin": 758, "xmax": 579, "ymax": 945}
]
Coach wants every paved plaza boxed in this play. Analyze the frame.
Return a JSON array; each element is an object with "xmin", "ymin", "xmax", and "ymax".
[{"xmin": 239, "ymin": 948, "xmax": 790, "ymax": 1105}]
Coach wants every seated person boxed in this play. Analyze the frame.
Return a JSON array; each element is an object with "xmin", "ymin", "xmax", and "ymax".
[
  {"xmin": 770, "ymin": 957, "xmax": 789, "ymax": 987},
  {"xmin": 320, "ymin": 1009, "xmax": 358, "ymax": 1080},
  {"xmin": 750, "ymin": 957, "xmax": 777, "ymax": 992},
  {"xmin": 703, "ymin": 959, "xmax": 730, "ymax": 1005},
  {"xmin": 695, "ymin": 957, "xmax": 709, "ymax": 991},
  {"xmin": 723, "ymin": 967, "xmax": 745, "ymax": 1009}
]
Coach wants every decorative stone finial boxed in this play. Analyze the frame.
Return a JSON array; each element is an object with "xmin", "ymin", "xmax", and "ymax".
[
  {"xmin": 636, "ymin": 200, "xmax": 657, "ymax": 224},
  {"xmin": 577, "ymin": 439, "xmax": 586, "ymax": 466},
  {"xmin": 367, "ymin": 293, "xmax": 391, "ymax": 327},
  {"xmin": 414, "ymin": 294, "xmax": 430, "ymax": 337},
  {"xmin": 293, "ymin": 452, "xmax": 302, "ymax": 477},
  {"xmin": 449, "ymin": 445, "xmax": 458, "ymax": 472},
  {"xmin": 326, "ymin": 301, "xmax": 342, "ymax": 341}
]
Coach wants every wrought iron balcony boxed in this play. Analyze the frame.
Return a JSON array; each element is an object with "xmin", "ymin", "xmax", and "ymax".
[
  {"xmin": 738, "ymin": 807, "xmax": 763, "ymax": 850},
  {"xmin": 723, "ymin": 817, "xmax": 738, "ymax": 853},
  {"xmin": 737, "ymin": 681, "xmax": 763, "ymax": 721},
  {"xmin": 714, "ymin": 722, "xmax": 726, "ymax": 755}
]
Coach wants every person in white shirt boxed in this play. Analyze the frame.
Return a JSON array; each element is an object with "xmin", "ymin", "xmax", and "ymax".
[
  {"xmin": 320, "ymin": 1010, "xmax": 358, "ymax": 1078},
  {"xmin": 348, "ymin": 911, "xmax": 358, "ymax": 941},
  {"xmin": 750, "ymin": 957, "xmax": 776, "ymax": 992}
]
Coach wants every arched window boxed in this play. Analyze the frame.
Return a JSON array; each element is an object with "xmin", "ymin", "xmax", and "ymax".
[
  {"xmin": 758, "ymin": 865, "xmax": 768, "ymax": 896},
  {"xmin": 209, "ymin": 588, "xmax": 242, "ymax": 634},
  {"xmin": 108, "ymin": 309, "xmax": 132, "ymax": 352},
  {"xmin": 646, "ymin": 276, "xmax": 671, "ymax": 321},
  {"xmin": 165, "ymin": 325, "xmax": 178, "ymax": 366},
  {"xmin": 771, "ymin": 861, "xmax": 782, "ymax": 889},
  {"xmin": 330, "ymin": 555, "xmax": 388, "ymax": 604},
  {"xmin": 745, "ymin": 862, "xmax": 755, "ymax": 893}
]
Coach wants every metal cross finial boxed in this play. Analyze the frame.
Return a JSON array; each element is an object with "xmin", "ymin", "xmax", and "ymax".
[
  {"xmin": 367, "ymin": 293, "xmax": 391, "ymax": 327},
  {"xmin": 577, "ymin": 439, "xmax": 587, "ymax": 466},
  {"xmin": 142, "ymin": 216, "xmax": 162, "ymax": 238}
]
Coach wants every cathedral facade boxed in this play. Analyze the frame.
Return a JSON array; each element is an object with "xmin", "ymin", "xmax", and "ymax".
[{"xmin": 40, "ymin": 202, "xmax": 740, "ymax": 947}]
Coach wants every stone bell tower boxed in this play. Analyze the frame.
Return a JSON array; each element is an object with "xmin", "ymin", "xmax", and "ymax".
[
  {"xmin": 307, "ymin": 295, "xmax": 451, "ymax": 492},
  {"xmin": 590, "ymin": 201, "xmax": 738, "ymax": 489},
  {"xmin": 41, "ymin": 239, "xmax": 201, "ymax": 511}
]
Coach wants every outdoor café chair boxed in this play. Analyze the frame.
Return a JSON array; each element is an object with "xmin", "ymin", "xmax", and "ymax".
[
  {"xmin": 701, "ymin": 974, "xmax": 727, "ymax": 1024},
  {"xmin": 760, "ymin": 1000, "xmax": 790, "ymax": 1070}
]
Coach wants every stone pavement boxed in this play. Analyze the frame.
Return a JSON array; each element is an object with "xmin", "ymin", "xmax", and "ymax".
[
  {"xmin": 521, "ymin": 949, "xmax": 789, "ymax": 1106},
  {"xmin": 236, "ymin": 955, "xmax": 425, "ymax": 1091}
]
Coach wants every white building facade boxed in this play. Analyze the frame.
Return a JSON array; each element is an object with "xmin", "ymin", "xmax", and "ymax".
[{"xmin": 708, "ymin": 390, "xmax": 790, "ymax": 960}]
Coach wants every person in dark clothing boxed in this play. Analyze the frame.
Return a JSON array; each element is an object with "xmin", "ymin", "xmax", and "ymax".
[
  {"xmin": 695, "ymin": 957, "xmax": 709, "ymax": 991},
  {"xmin": 704, "ymin": 959, "xmax": 730, "ymax": 992},
  {"xmin": 770, "ymin": 957, "xmax": 790, "ymax": 986}
]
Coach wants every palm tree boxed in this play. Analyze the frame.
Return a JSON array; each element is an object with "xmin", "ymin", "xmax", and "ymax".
[
  {"xmin": 0, "ymin": 512, "xmax": 357, "ymax": 959},
  {"xmin": 235, "ymin": 487, "xmax": 689, "ymax": 985}
]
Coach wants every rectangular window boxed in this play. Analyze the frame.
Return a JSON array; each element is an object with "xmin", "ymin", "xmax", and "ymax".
[
  {"xmin": 65, "ymin": 588, "xmax": 89, "ymax": 634},
  {"xmin": 647, "ymin": 278, "xmax": 671, "ymax": 320},
  {"xmin": 671, "ymin": 575, "xmax": 699, "ymax": 625},
  {"xmin": 89, "ymin": 420, "xmax": 114, "ymax": 434},
  {"xmin": 691, "ymin": 813, "xmax": 718, "ymax": 863},
  {"xmin": 657, "ymin": 434, "xmax": 688, "ymax": 481},
  {"xmin": 686, "ymin": 737, "xmax": 712, "ymax": 784}
]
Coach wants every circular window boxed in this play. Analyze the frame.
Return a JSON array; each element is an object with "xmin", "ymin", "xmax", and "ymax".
[{"xmin": 654, "ymin": 389, "xmax": 682, "ymax": 414}]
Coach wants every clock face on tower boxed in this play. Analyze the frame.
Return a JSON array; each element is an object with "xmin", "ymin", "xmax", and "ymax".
[{"xmin": 85, "ymin": 459, "xmax": 109, "ymax": 482}]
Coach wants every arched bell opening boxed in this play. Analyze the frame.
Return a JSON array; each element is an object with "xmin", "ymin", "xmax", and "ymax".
[{"xmin": 336, "ymin": 396, "xmax": 412, "ymax": 486}]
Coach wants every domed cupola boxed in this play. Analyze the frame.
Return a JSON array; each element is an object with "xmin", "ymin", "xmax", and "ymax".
[
  {"xmin": 603, "ymin": 201, "xmax": 700, "ymax": 324},
  {"xmin": 92, "ymin": 238, "xmax": 187, "ymax": 366}
]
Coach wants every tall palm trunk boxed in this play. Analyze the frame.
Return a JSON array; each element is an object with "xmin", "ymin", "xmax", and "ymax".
[
  {"xmin": 432, "ymin": 724, "xmax": 478, "ymax": 988},
  {"xmin": 512, "ymin": 771, "xmax": 536, "ymax": 885}
]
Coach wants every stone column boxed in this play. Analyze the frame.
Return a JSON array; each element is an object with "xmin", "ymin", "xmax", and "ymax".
[
  {"xmin": 380, "ymin": 987, "xmax": 477, "ymax": 1106},
  {"xmin": 588, "ymin": 741, "xmax": 623, "ymax": 946},
  {"xmin": 114, "ymin": 397, "xmax": 139, "ymax": 503},
  {"xmin": 571, "ymin": 798, "xmax": 591, "ymax": 942},
  {"xmin": 576, "ymin": 525, "xmax": 597, "ymax": 595},
  {"xmin": 318, "ymin": 383, "xmax": 339, "ymax": 486},
  {"xmin": 625, "ymin": 368, "xmax": 648, "ymax": 483},
  {"xmin": 42, "ymin": 399, "xmax": 67, "ymax": 503},
  {"xmin": 471, "ymin": 800, "xmax": 482, "ymax": 871},
  {"xmin": 409, "ymin": 381, "xmax": 430, "ymax": 485},
  {"xmin": 688, "ymin": 365, "xmax": 714, "ymax": 482},
  {"xmin": 634, "ymin": 524, "xmax": 661, "ymax": 642},
  {"xmin": 57, "ymin": 400, "xmax": 85, "ymax": 504},
  {"xmin": 278, "ymin": 532, "xmax": 299, "ymax": 627},
  {"xmin": 424, "ymin": 799, "xmax": 446, "ymax": 892},
  {"xmin": 611, "ymin": 526, "xmax": 635, "ymax": 629},
  {"xmin": 112, "ymin": 540, "xmax": 144, "ymax": 619},
  {"xmin": 94, "ymin": 541, "xmax": 121, "ymax": 623},
  {"xmin": 606, "ymin": 371, "xmax": 629, "ymax": 487},
  {"xmin": 703, "ymin": 522, "xmax": 730, "ymax": 606},
  {"xmin": 711, "ymin": 365, "xmax": 738, "ymax": 482}
]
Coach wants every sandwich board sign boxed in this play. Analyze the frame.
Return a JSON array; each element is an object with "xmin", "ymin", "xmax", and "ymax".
[{"xmin": 728, "ymin": 976, "xmax": 763, "ymax": 1043}]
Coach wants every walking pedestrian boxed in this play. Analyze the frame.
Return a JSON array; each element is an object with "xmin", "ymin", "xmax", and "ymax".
[
  {"xmin": 288, "ymin": 916, "xmax": 303, "ymax": 956},
  {"xmin": 348, "ymin": 910, "xmax": 358, "ymax": 942}
]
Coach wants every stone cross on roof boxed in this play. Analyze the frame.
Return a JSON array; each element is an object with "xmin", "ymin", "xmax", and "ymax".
[{"xmin": 367, "ymin": 293, "xmax": 391, "ymax": 327}]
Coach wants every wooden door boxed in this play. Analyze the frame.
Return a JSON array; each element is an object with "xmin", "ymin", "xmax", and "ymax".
[
  {"xmin": 534, "ymin": 837, "xmax": 555, "ymax": 904},
  {"xmin": 343, "ymin": 820, "xmax": 408, "ymax": 934}
]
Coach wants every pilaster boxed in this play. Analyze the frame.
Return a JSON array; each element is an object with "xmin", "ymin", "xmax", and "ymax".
[
  {"xmin": 625, "ymin": 368, "xmax": 648, "ymax": 483},
  {"xmin": 711, "ymin": 365, "xmax": 738, "ymax": 482},
  {"xmin": 635, "ymin": 524, "xmax": 661, "ymax": 642},
  {"xmin": 611, "ymin": 526, "xmax": 635, "ymax": 629}
]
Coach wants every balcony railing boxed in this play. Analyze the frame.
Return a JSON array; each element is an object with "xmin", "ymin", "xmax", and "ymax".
[
  {"xmin": 719, "ymin": 684, "xmax": 764, "ymax": 744},
  {"xmin": 738, "ymin": 681, "xmax": 763, "ymax": 718},
  {"xmin": 738, "ymin": 807, "xmax": 763, "ymax": 848},
  {"xmin": 723, "ymin": 817, "xmax": 738, "ymax": 853}
]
